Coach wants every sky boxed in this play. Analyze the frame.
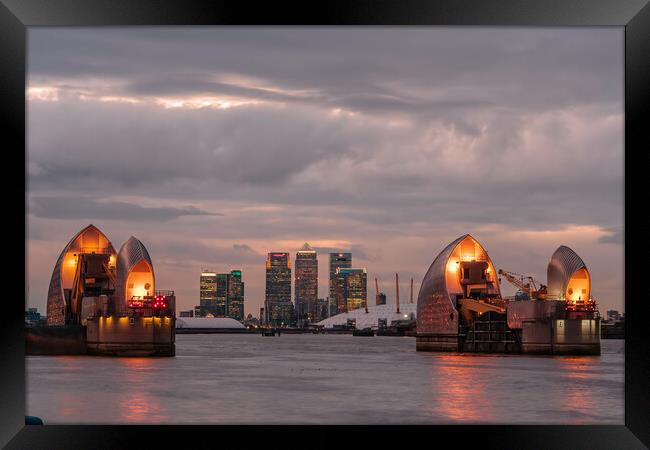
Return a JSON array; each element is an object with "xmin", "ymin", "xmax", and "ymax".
[{"xmin": 26, "ymin": 27, "xmax": 624, "ymax": 317}]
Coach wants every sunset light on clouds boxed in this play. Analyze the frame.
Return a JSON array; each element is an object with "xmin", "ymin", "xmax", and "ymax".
[{"xmin": 26, "ymin": 27, "xmax": 624, "ymax": 316}]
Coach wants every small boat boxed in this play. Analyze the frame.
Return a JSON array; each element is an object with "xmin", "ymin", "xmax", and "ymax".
[
  {"xmin": 352, "ymin": 327, "xmax": 375, "ymax": 336},
  {"xmin": 262, "ymin": 329, "xmax": 276, "ymax": 336}
]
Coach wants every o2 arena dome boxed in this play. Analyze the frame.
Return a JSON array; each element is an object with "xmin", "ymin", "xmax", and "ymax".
[
  {"xmin": 176, "ymin": 317, "xmax": 246, "ymax": 330},
  {"xmin": 316, "ymin": 302, "xmax": 416, "ymax": 329}
]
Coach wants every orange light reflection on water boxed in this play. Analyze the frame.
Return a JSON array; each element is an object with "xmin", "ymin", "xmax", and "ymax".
[
  {"xmin": 556, "ymin": 356, "xmax": 599, "ymax": 423},
  {"xmin": 430, "ymin": 355, "xmax": 494, "ymax": 422},
  {"xmin": 117, "ymin": 357, "xmax": 169, "ymax": 423}
]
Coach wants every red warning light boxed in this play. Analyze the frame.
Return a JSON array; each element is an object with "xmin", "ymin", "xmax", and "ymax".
[
  {"xmin": 152, "ymin": 295, "xmax": 167, "ymax": 309},
  {"xmin": 128, "ymin": 298, "xmax": 144, "ymax": 309}
]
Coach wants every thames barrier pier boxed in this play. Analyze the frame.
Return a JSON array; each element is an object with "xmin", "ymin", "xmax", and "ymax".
[
  {"xmin": 27, "ymin": 225, "xmax": 175, "ymax": 357},
  {"xmin": 416, "ymin": 234, "xmax": 600, "ymax": 355}
]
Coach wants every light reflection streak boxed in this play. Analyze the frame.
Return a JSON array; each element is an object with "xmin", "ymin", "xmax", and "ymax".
[
  {"xmin": 555, "ymin": 356, "xmax": 599, "ymax": 423},
  {"xmin": 430, "ymin": 355, "xmax": 494, "ymax": 422},
  {"xmin": 116, "ymin": 358, "xmax": 169, "ymax": 423}
]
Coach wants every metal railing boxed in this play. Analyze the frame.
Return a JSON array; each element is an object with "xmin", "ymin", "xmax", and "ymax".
[
  {"xmin": 155, "ymin": 290, "xmax": 175, "ymax": 296},
  {"xmin": 564, "ymin": 298, "xmax": 597, "ymax": 312},
  {"xmin": 74, "ymin": 247, "xmax": 113, "ymax": 255}
]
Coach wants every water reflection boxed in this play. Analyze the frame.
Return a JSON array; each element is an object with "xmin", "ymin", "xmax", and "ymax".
[
  {"xmin": 430, "ymin": 355, "xmax": 494, "ymax": 422},
  {"xmin": 116, "ymin": 358, "xmax": 169, "ymax": 423},
  {"xmin": 556, "ymin": 356, "xmax": 599, "ymax": 423},
  {"xmin": 26, "ymin": 336, "xmax": 624, "ymax": 424},
  {"xmin": 59, "ymin": 392, "xmax": 87, "ymax": 419},
  {"xmin": 118, "ymin": 392, "xmax": 167, "ymax": 422}
]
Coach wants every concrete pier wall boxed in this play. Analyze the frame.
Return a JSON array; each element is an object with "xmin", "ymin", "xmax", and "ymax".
[
  {"xmin": 25, "ymin": 326, "xmax": 87, "ymax": 355},
  {"xmin": 416, "ymin": 333, "xmax": 460, "ymax": 351},
  {"xmin": 522, "ymin": 317, "xmax": 600, "ymax": 355},
  {"xmin": 26, "ymin": 318, "xmax": 175, "ymax": 357},
  {"xmin": 417, "ymin": 316, "xmax": 600, "ymax": 355},
  {"xmin": 86, "ymin": 316, "xmax": 175, "ymax": 356}
]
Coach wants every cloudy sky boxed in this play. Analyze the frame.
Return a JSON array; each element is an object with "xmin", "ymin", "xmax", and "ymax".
[{"xmin": 26, "ymin": 27, "xmax": 624, "ymax": 316}]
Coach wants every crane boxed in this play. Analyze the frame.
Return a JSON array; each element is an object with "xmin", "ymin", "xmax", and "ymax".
[{"xmin": 497, "ymin": 269, "xmax": 547, "ymax": 300}]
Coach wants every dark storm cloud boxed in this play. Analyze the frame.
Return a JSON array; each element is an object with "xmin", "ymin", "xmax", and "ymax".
[
  {"xmin": 28, "ymin": 28, "xmax": 622, "ymax": 115},
  {"xmin": 26, "ymin": 27, "xmax": 624, "ymax": 314},
  {"xmin": 30, "ymin": 196, "xmax": 221, "ymax": 221},
  {"xmin": 123, "ymin": 75, "xmax": 494, "ymax": 118},
  {"xmin": 26, "ymin": 96, "xmax": 622, "ymax": 230},
  {"xmin": 28, "ymin": 101, "xmax": 354, "ymax": 188}
]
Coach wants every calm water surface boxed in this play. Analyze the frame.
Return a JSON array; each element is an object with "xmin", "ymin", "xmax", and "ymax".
[{"xmin": 27, "ymin": 335, "xmax": 624, "ymax": 424}]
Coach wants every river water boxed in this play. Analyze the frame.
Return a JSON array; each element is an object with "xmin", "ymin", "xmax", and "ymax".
[{"xmin": 26, "ymin": 335, "xmax": 624, "ymax": 424}]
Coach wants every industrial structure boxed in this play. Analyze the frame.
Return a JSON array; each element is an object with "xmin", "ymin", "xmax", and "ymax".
[
  {"xmin": 374, "ymin": 278, "xmax": 387, "ymax": 305},
  {"xmin": 34, "ymin": 224, "xmax": 176, "ymax": 356},
  {"xmin": 416, "ymin": 234, "xmax": 600, "ymax": 355},
  {"xmin": 498, "ymin": 269, "xmax": 547, "ymax": 300},
  {"xmin": 46, "ymin": 224, "xmax": 117, "ymax": 326}
]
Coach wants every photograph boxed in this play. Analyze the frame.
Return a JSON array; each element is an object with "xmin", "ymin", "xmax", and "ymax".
[{"xmin": 23, "ymin": 26, "xmax": 626, "ymax": 426}]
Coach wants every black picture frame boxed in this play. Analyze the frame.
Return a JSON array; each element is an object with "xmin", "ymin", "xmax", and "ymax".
[{"xmin": 2, "ymin": 0, "xmax": 648, "ymax": 448}]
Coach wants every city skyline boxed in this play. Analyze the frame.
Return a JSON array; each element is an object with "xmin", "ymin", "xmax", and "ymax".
[{"xmin": 26, "ymin": 27, "xmax": 624, "ymax": 317}]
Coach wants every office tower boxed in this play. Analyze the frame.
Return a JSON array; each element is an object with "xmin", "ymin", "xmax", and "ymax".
[
  {"xmin": 295, "ymin": 243, "xmax": 318, "ymax": 326},
  {"xmin": 335, "ymin": 267, "xmax": 367, "ymax": 313},
  {"xmin": 228, "ymin": 269, "xmax": 245, "ymax": 321},
  {"xmin": 215, "ymin": 273, "xmax": 229, "ymax": 317},
  {"xmin": 199, "ymin": 270, "xmax": 218, "ymax": 317},
  {"xmin": 315, "ymin": 298, "xmax": 329, "ymax": 322},
  {"xmin": 265, "ymin": 252, "xmax": 292, "ymax": 326},
  {"xmin": 376, "ymin": 292, "xmax": 387, "ymax": 305},
  {"xmin": 329, "ymin": 252, "xmax": 351, "ymax": 316}
]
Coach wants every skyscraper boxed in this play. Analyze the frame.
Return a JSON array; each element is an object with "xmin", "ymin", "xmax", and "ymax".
[
  {"xmin": 265, "ymin": 252, "xmax": 292, "ymax": 326},
  {"xmin": 329, "ymin": 252, "xmax": 351, "ymax": 316},
  {"xmin": 199, "ymin": 270, "xmax": 218, "ymax": 317},
  {"xmin": 315, "ymin": 298, "xmax": 329, "ymax": 322},
  {"xmin": 200, "ymin": 269, "xmax": 244, "ymax": 320},
  {"xmin": 228, "ymin": 269, "xmax": 245, "ymax": 321},
  {"xmin": 215, "ymin": 273, "xmax": 229, "ymax": 316},
  {"xmin": 295, "ymin": 243, "xmax": 318, "ymax": 326},
  {"xmin": 335, "ymin": 268, "xmax": 367, "ymax": 313}
]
